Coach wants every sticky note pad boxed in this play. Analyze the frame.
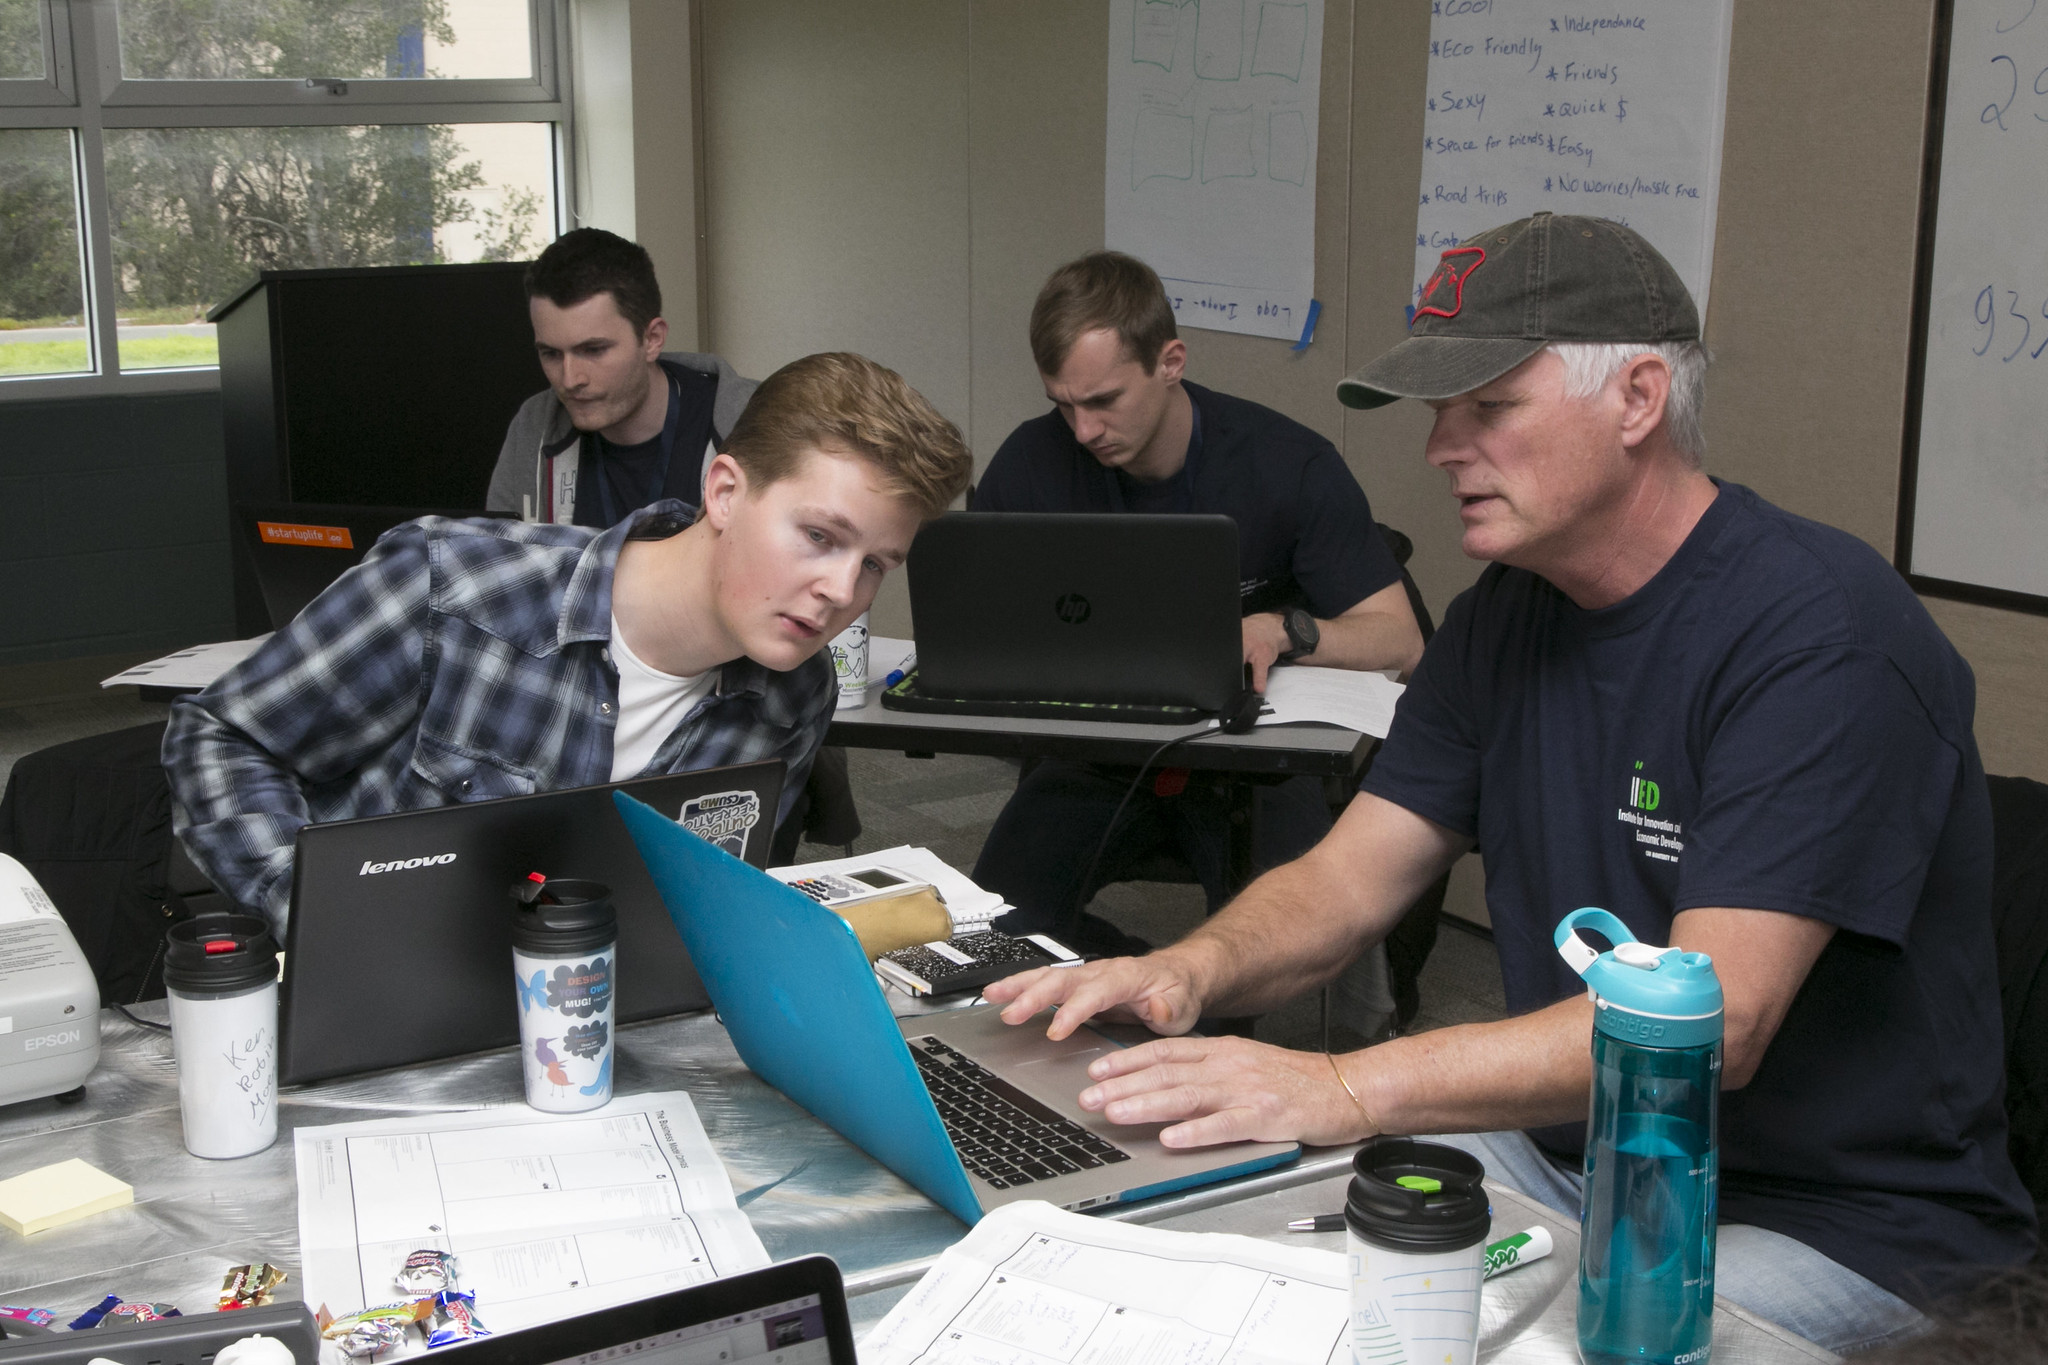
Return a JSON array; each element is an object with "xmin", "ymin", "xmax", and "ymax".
[{"xmin": 0, "ymin": 1158, "xmax": 133, "ymax": 1235}]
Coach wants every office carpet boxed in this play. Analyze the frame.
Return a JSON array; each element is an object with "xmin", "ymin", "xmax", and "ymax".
[{"xmin": 0, "ymin": 691, "xmax": 1509, "ymax": 1051}]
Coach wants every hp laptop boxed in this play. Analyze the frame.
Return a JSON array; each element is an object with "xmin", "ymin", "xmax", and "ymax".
[
  {"xmin": 884, "ymin": 512, "xmax": 1248, "ymax": 723},
  {"xmin": 279, "ymin": 761, "xmax": 784, "ymax": 1085},
  {"xmin": 615, "ymin": 791, "xmax": 1300, "ymax": 1224},
  {"xmin": 235, "ymin": 501, "xmax": 508, "ymax": 629}
]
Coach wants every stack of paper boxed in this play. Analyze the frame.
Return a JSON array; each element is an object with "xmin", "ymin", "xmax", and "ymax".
[
  {"xmin": 1258, "ymin": 665, "xmax": 1405, "ymax": 738},
  {"xmin": 295, "ymin": 1092, "xmax": 767, "ymax": 1335},
  {"xmin": 771, "ymin": 845, "xmax": 1012, "ymax": 929},
  {"xmin": 100, "ymin": 636, "xmax": 272, "ymax": 691},
  {"xmin": 864, "ymin": 1200, "xmax": 1349, "ymax": 1364}
]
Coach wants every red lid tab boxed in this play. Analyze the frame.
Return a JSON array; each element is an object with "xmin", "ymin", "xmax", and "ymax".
[
  {"xmin": 203, "ymin": 939, "xmax": 239, "ymax": 954},
  {"xmin": 527, "ymin": 872, "xmax": 547, "ymax": 883}
]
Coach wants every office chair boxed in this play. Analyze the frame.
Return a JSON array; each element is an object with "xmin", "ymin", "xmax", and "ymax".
[
  {"xmin": 1988, "ymin": 773, "xmax": 2048, "ymax": 1237},
  {"xmin": 1082, "ymin": 524, "xmax": 1449, "ymax": 1039}
]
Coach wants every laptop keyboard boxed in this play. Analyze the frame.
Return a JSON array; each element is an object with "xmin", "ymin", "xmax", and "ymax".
[{"xmin": 908, "ymin": 1035, "xmax": 1131, "ymax": 1189}]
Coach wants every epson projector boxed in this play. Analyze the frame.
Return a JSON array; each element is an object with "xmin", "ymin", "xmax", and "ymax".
[{"xmin": 0, "ymin": 853, "xmax": 100, "ymax": 1107}]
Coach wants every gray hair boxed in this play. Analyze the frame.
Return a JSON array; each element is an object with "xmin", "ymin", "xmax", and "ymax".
[{"xmin": 1547, "ymin": 340, "xmax": 1709, "ymax": 465}]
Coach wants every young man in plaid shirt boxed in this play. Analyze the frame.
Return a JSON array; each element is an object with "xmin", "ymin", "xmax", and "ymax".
[{"xmin": 165, "ymin": 352, "xmax": 971, "ymax": 928}]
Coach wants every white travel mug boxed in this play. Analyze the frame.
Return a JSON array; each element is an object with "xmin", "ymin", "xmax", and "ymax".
[
  {"xmin": 510, "ymin": 877, "xmax": 617, "ymax": 1113},
  {"xmin": 827, "ymin": 612, "xmax": 870, "ymax": 710},
  {"xmin": 1345, "ymin": 1137, "xmax": 1491, "ymax": 1365},
  {"xmin": 163, "ymin": 916, "xmax": 282, "ymax": 1159}
]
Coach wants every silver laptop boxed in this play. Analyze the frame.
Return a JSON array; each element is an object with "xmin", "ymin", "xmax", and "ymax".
[{"xmin": 616, "ymin": 790, "xmax": 1301, "ymax": 1222}]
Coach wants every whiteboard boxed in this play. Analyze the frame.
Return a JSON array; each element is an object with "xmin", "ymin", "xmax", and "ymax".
[
  {"xmin": 1411, "ymin": 0, "xmax": 1733, "ymax": 317},
  {"xmin": 1104, "ymin": 0, "xmax": 1324, "ymax": 342},
  {"xmin": 1904, "ymin": 0, "xmax": 2048, "ymax": 607}
]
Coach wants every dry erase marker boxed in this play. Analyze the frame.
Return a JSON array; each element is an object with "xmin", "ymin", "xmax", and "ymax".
[
  {"xmin": 884, "ymin": 653, "xmax": 917, "ymax": 688},
  {"xmin": 1482, "ymin": 1227, "xmax": 1553, "ymax": 1278},
  {"xmin": 1287, "ymin": 1217, "xmax": 1553, "ymax": 1279}
]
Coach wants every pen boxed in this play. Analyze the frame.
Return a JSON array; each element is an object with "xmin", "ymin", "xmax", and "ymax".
[
  {"xmin": 883, "ymin": 653, "xmax": 917, "ymax": 688},
  {"xmin": 1285, "ymin": 1214, "xmax": 1346, "ymax": 1233}
]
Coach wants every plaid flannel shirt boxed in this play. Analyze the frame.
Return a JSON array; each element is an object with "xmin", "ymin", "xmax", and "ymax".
[{"xmin": 163, "ymin": 502, "xmax": 835, "ymax": 925}]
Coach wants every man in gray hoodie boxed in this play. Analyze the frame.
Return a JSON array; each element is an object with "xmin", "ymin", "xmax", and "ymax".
[{"xmin": 485, "ymin": 228, "xmax": 757, "ymax": 527}]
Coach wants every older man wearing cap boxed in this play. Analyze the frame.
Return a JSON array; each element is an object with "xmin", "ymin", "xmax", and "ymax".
[{"xmin": 985, "ymin": 213, "xmax": 2036, "ymax": 1348}]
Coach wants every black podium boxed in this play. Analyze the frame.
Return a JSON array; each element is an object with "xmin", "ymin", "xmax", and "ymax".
[{"xmin": 211, "ymin": 262, "xmax": 543, "ymax": 634}]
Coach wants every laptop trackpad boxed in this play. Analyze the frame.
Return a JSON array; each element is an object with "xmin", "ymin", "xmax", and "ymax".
[{"xmin": 905, "ymin": 1004, "xmax": 1131, "ymax": 1119}]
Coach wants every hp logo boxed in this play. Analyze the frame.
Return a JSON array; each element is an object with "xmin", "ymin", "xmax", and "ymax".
[{"xmin": 1054, "ymin": 593, "xmax": 1092, "ymax": 625}]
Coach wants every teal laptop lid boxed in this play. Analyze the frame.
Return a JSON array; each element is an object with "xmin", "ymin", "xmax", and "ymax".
[{"xmin": 614, "ymin": 791, "xmax": 983, "ymax": 1224}]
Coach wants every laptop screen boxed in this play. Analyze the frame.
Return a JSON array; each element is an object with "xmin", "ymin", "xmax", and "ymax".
[{"xmin": 550, "ymin": 1292, "xmax": 835, "ymax": 1365}]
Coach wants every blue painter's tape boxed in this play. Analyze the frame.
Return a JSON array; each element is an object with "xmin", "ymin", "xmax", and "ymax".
[{"xmin": 1291, "ymin": 298, "xmax": 1323, "ymax": 351}]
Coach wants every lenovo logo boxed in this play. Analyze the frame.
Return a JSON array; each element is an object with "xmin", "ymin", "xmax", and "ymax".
[{"xmin": 359, "ymin": 853, "xmax": 459, "ymax": 876}]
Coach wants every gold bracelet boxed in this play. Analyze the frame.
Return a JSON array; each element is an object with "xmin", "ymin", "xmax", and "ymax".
[{"xmin": 1326, "ymin": 1051, "xmax": 1375, "ymax": 1134}]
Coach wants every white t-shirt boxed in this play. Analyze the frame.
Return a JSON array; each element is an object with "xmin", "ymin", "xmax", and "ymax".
[{"xmin": 608, "ymin": 613, "xmax": 717, "ymax": 782}]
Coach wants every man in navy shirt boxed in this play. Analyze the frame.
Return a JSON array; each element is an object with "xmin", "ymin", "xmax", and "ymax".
[
  {"xmin": 986, "ymin": 215, "xmax": 2036, "ymax": 1351},
  {"xmin": 485, "ymin": 229, "xmax": 758, "ymax": 527},
  {"xmin": 971, "ymin": 252, "xmax": 1423, "ymax": 961}
]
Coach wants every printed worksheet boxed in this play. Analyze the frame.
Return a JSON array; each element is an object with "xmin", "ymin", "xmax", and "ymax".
[
  {"xmin": 864, "ymin": 1201, "xmax": 1348, "ymax": 1365},
  {"xmin": 296, "ymin": 1092, "xmax": 767, "ymax": 1334}
]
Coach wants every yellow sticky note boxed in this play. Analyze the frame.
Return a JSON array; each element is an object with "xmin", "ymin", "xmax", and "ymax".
[{"xmin": 0, "ymin": 1158, "xmax": 134, "ymax": 1236}]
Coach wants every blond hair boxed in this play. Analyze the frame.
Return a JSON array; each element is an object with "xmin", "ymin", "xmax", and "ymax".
[{"xmin": 723, "ymin": 353, "xmax": 971, "ymax": 519}]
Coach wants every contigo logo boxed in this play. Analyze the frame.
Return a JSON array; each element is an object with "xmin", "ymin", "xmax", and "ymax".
[
  {"xmin": 359, "ymin": 853, "xmax": 459, "ymax": 876},
  {"xmin": 1053, "ymin": 593, "xmax": 1092, "ymax": 625},
  {"xmin": 1616, "ymin": 1015, "xmax": 1668, "ymax": 1040}
]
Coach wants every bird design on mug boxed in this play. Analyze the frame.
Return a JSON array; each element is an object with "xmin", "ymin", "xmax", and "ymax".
[{"xmin": 532, "ymin": 1036, "xmax": 571, "ymax": 1089}]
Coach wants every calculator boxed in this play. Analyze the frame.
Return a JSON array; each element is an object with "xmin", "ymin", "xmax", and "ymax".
[
  {"xmin": 775, "ymin": 865, "xmax": 939, "ymax": 909},
  {"xmin": 875, "ymin": 930, "xmax": 1081, "ymax": 998}
]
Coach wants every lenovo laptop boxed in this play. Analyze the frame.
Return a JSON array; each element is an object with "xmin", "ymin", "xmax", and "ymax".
[
  {"xmin": 235, "ymin": 501, "xmax": 508, "ymax": 629},
  {"xmin": 279, "ymin": 761, "xmax": 784, "ymax": 1085},
  {"xmin": 615, "ymin": 791, "xmax": 1300, "ymax": 1224},
  {"xmin": 884, "ymin": 512, "xmax": 1248, "ymax": 723}
]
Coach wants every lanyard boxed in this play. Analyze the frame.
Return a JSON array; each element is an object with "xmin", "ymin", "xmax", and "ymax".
[{"xmin": 592, "ymin": 368, "xmax": 682, "ymax": 529}]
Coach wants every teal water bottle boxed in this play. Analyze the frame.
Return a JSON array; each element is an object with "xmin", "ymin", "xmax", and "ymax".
[{"xmin": 1554, "ymin": 908, "xmax": 1723, "ymax": 1365}]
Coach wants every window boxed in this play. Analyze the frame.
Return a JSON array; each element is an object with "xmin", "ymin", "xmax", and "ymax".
[{"xmin": 0, "ymin": 0, "xmax": 568, "ymax": 393}]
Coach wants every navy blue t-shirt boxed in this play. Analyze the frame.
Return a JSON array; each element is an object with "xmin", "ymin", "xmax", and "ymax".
[
  {"xmin": 574, "ymin": 360, "xmax": 718, "ymax": 529},
  {"xmin": 1363, "ymin": 480, "xmax": 2036, "ymax": 1303},
  {"xmin": 972, "ymin": 381, "xmax": 1402, "ymax": 619}
]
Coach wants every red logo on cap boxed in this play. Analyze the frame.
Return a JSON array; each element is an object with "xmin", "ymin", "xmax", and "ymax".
[{"xmin": 1415, "ymin": 246, "xmax": 1486, "ymax": 321}]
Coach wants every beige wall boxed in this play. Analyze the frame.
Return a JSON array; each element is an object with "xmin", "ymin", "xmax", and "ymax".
[{"xmin": 667, "ymin": 1, "xmax": 2048, "ymax": 920}]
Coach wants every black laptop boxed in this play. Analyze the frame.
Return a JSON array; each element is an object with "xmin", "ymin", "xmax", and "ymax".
[
  {"xmin": 0, "ymin": 1258, "xmax": 855, "ymax": 1365},
  {"xmin": 884, "ymin": 511, "xmax": 1246, "ymax": 723},
  {"xmin": 235, "ymin": 501, "xmax": 509, "ymax": 629},
  {"xmin": 279, "ymin": 761, "xmax": 784, "ymax": 1085}
]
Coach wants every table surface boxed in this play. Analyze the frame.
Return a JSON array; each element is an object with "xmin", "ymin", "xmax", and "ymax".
[
  {"xmin": 0, "ymin": 1006, "xmax": 1835, "ymax": 1364},
  {"xmin": 825, "ymin": 686, "xmax": 1375, "ymax": 779}
]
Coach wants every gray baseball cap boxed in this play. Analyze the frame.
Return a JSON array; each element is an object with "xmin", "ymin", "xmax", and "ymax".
[{"xmin": 1337, "ymin": 212, "xmax": 1700, "ymax": 410}]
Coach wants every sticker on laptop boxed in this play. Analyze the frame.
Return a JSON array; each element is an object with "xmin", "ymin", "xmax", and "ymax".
[{"xmin": 677, "ymin": 789, "xmax": 764, "ymax": 859}]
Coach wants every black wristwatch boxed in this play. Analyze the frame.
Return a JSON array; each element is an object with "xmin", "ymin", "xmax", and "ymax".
[{"xmin": 1279, "ymin": 607, "xmax": 1320, "ymax": 662}]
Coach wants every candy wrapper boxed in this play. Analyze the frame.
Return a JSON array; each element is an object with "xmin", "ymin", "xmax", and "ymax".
[
  {"xmin": 320, "ymin": 1299, "xmax": 433, "ymax": 1358},
  {"xmin": 220, "ymin": 1264, "xmax": 288, "ymax": 1311},
  {"xmin": 426, "ymin": 1291, "xmax": 490, "ymax": 1349},
  {"xmin": 99, "ymin": 1302, "xmax": 182, "ymax": 1329},
  {"xmin": 395, "ymin": 1249, "xmax": 458, "ymax": 1296},
  {"xmin": 0, "ymin": 1307, "xmax": 56, "ymax": 1328}
]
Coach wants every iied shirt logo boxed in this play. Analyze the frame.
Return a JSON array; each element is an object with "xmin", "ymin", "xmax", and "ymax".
[{"xmin": 1616, "ymin": 759, "xmax": 1684, "ymax": 865}]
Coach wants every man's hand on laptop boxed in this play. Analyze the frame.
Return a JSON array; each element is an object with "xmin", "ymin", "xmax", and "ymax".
[
  {"xmin": 1076, "ymin": 1035, "xmax": 1376, "ymax": 1148},
  {"xmin": 985, "ymin": 949, "xmax": 1205, "ymax": 1041}
]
